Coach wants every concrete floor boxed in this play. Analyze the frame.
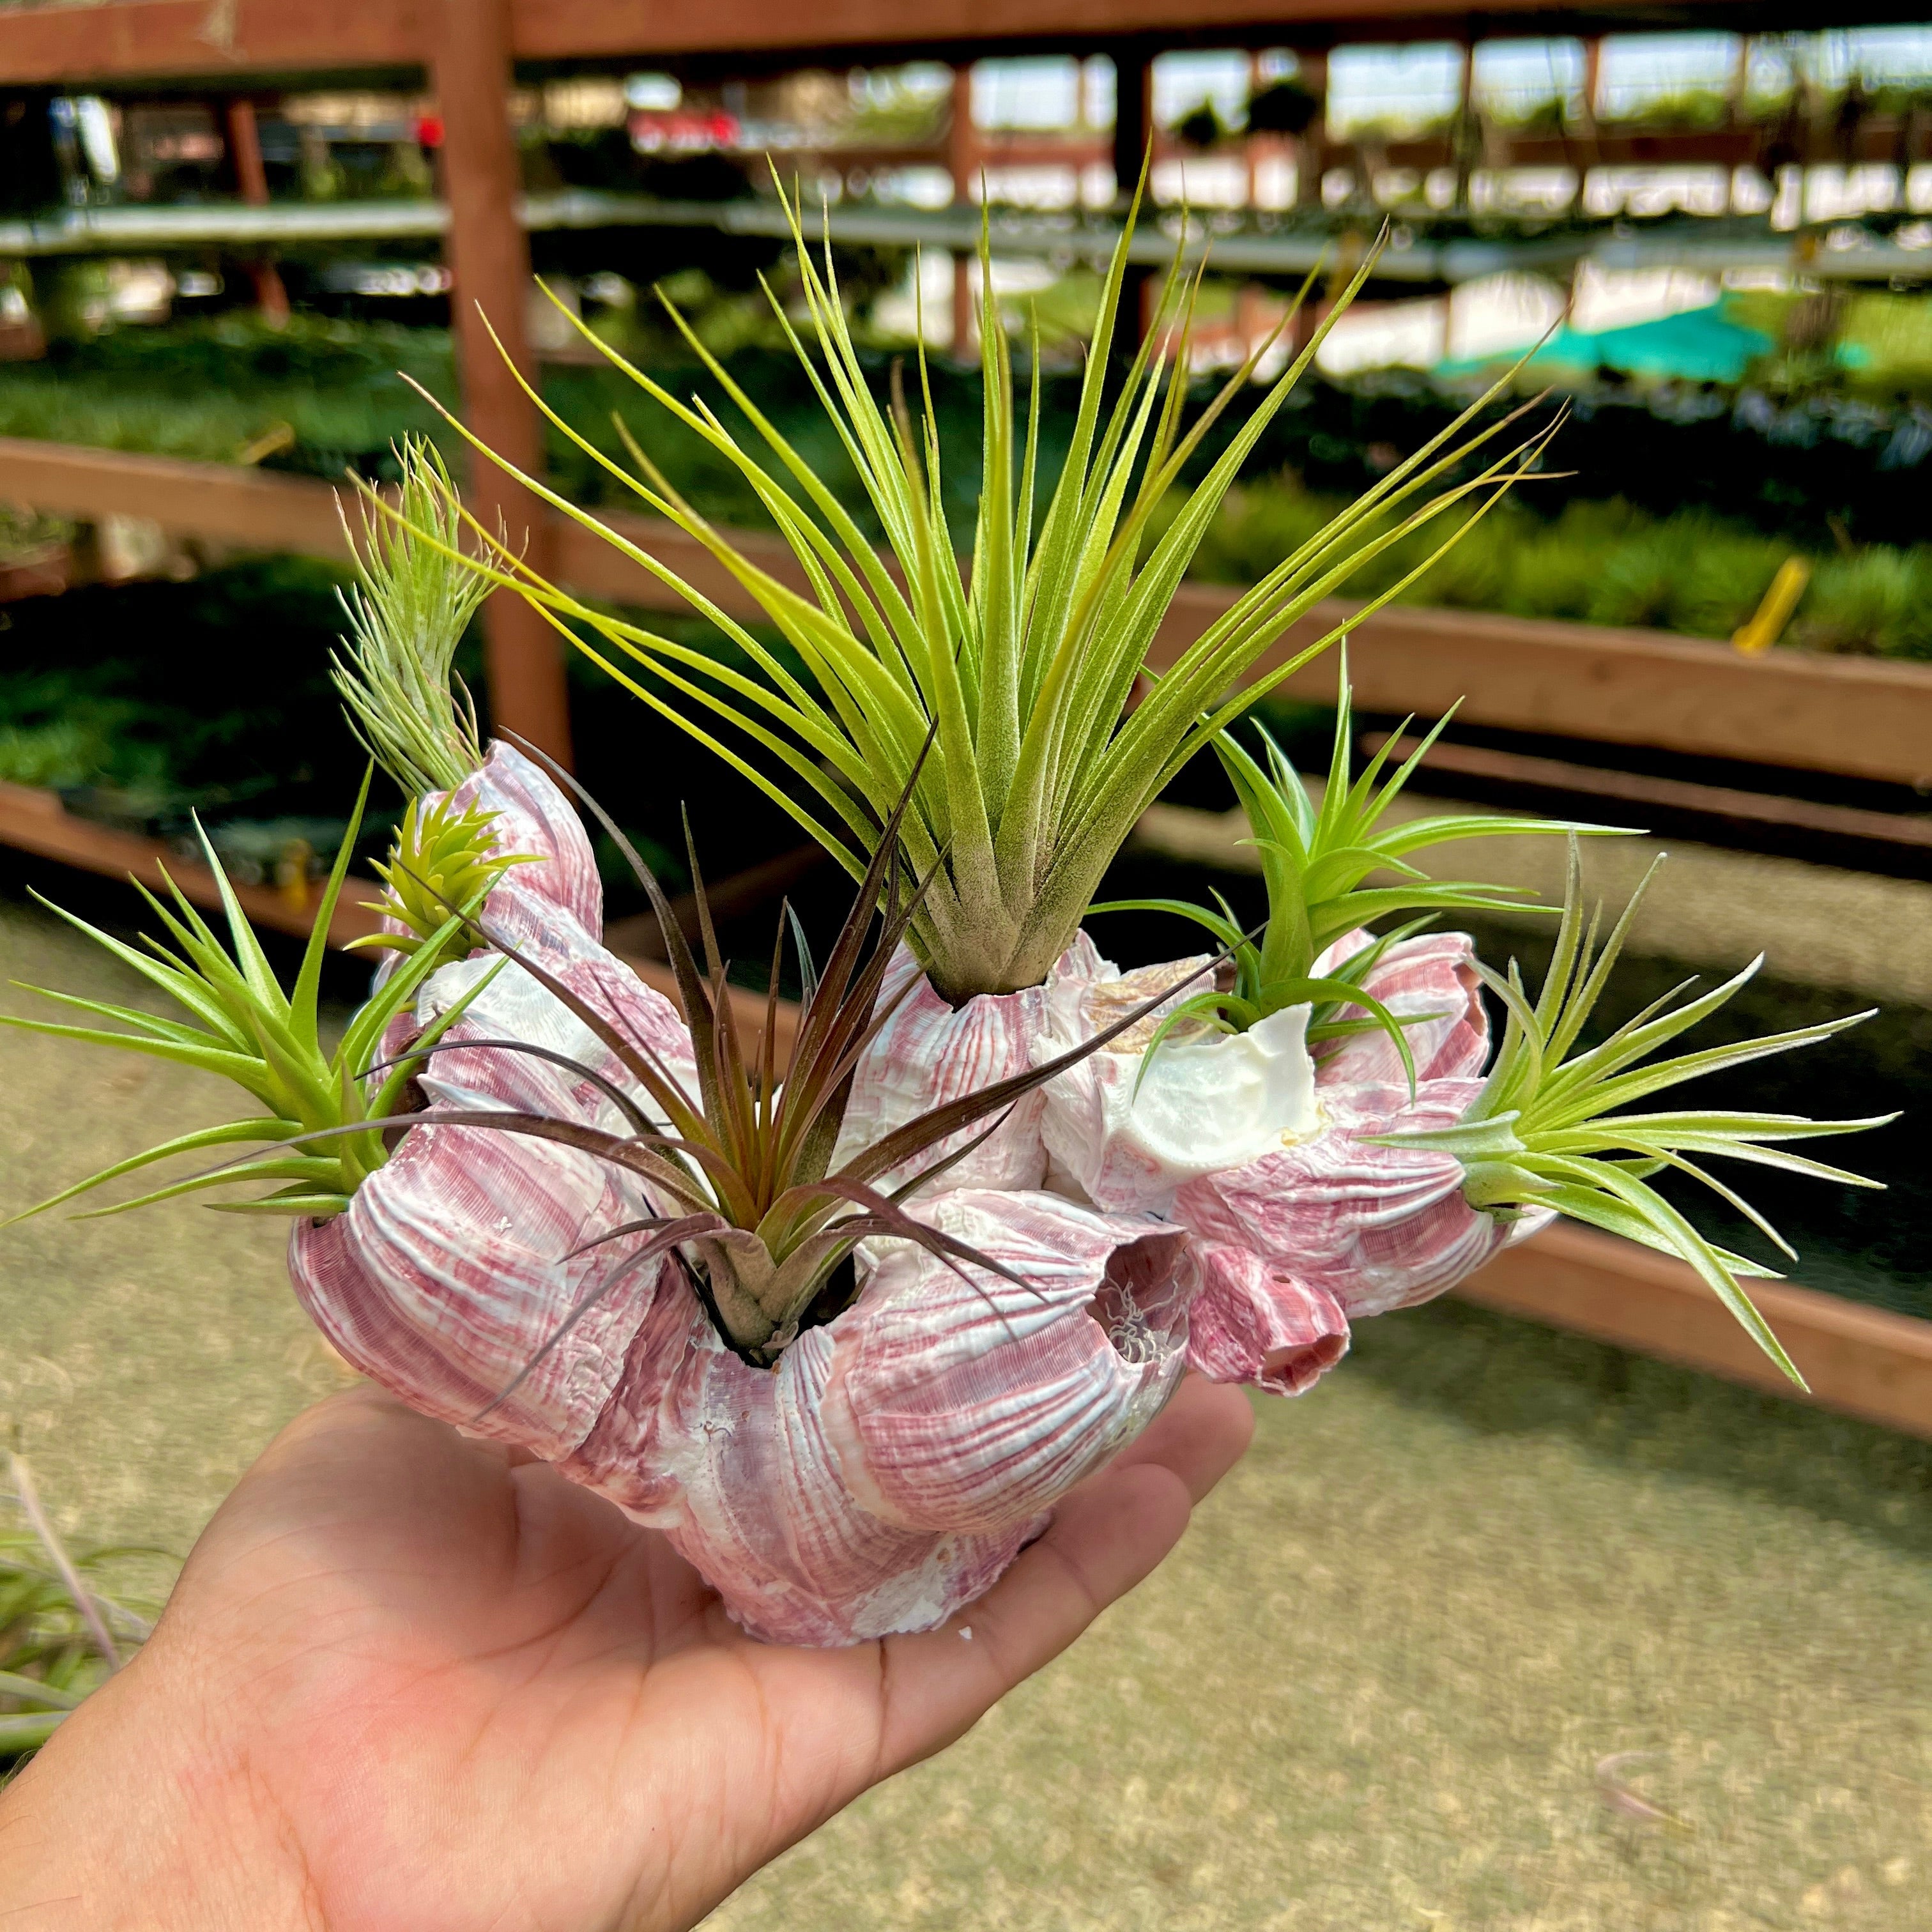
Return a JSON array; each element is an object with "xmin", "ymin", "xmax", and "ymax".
[{"xmin": 4, "ymin": 887, "xmax": 1928, "ymax": 1931}]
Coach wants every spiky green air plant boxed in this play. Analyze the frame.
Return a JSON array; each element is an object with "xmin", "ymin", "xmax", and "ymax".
[
  {"xmin": 1379, "ymin": 843, "xmax": 1892, "ymax": 1386},
  {"xmin": 349, "ymin": 790, "xmax": 536, "ymax": 968},
  {"xmin": 0, "ymin": 774, "xmax": 488, "ymax": 1223},
  {"xmin": 1098, "ymin": 668, "xmax": 1618, "ymax": 1086},
  {"xmin": 333, "ymin": 434, "xmax": 488, "ymax": 798},
  {"xmin": 387, "ymin": 751, "xmax": 1223, "ymax": 1369},
  {"xmin": 392, "ymin": 180, "xmax": 1558, "ymax": 1002}
]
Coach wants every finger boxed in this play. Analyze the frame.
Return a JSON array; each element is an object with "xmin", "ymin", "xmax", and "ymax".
[
  {"xmin": 874, "ymin": 1458, "xmax": 1193, "ymax": 1774},
  {"xmin": 1108, "ymin": 1372, "xmax": 1254, "ymax": 1505}
]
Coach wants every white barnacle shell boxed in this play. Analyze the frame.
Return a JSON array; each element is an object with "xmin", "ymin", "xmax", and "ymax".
[
  {"xmin": 1173, "ymin": 930, "xmax": 1549, "ymax": 1342},
  {"xmin": 1038, "ymin": 949, "xmax": 1320, "ymax": 1215}
]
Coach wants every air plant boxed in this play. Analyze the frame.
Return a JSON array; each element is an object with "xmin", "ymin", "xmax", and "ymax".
[
  {"xmin": 388, "ymin": 183, "xmax": 1556, "ymax": 1003},
  {"xmin": 388, "ymin": 750, "xmax": 1223, "ymax": 1367},
  {"xmin": 332, "ymin": 434, "xmax": 487, "ymax": 799},
  {"xmin": 0, "ymin": 773, "xmax": 487, "ymax": 1223},
  {"xmin": 1098, "ymin": 670, "xmax": 1615, "ymax": 1085},
  {"xmin": 351, "ymin": 789, "xmax": 537, "ymax": 967},
  {"xmin": 1382, "ymin": 843, "xmax": 1891, "ymax": 1383}
]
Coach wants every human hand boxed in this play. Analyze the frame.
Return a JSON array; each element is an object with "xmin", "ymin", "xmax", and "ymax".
[{"xmin": 0, "ymin": 1372, "xmax": 1252, "ymax": 1931}]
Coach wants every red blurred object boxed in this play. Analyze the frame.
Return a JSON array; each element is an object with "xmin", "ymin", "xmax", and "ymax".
[
  {"xmin": 415, "ymin": 112, "xmax": 445, "ymax": 148},
  {"xmin": 629, "ymin": 107, "xmax": 739, "ymax": 153}
]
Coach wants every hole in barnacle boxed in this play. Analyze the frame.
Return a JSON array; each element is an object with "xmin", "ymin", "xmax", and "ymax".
[
  {"xmin": 379, "ymin": 1075, "xmax": 427, "ymax": 1154},
  {"xmin": 673, "ymin": 1250, "xmax": 860, "ymax": 1372},
  {"xmin": 1085, "ymin": 1230, "xmax": 1189, "ymax": 1365},
  {"xmin": 793, "ymin": 1252, "xmax": 860, "ymax": 1340}
]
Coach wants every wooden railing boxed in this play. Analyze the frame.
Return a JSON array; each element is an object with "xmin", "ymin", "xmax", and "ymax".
[{"xmin": 10, "ymin": 434, "xmax": 1932, "ymax": 788}]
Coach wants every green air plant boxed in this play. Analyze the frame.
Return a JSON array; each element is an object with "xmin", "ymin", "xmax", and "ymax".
[
  {"xmin": 390, "ymin": 750, "xmax": 1221, "ymax": 1367},
  {"xmin": 394, "ymin": 183, "xmax": 1557, "ymax": 1002},
  {"xmin": 0, "ymin": 774, "xmax": 488, "ymax": 1223},
  {"xmin": 351, "ymin": 790, "xmax": 537, "ymax": 968},
  {"xmin": 1380, "ymin": 844, "xmax": 1891, "ymax": 1384},
  {"xmin": 1097, "ymin": 670, "xmax": 1617, "ymax": 1085},
  {"xmin": 333, "ymin": 434, "xmax": 488, "ymax": 799}
]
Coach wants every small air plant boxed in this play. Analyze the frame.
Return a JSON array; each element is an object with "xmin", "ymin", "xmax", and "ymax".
[
  {"xmin": 2, "ymin": 1455, "xmax": 157, "ymax": 1770},
  {"xmin": 332, "ymin": 434, "xmax": 538, "ymax": 974},
  {"xmin": 332, "ymin": 435, "xmax": 488, "ymax": 799},
  {"xmin": 392, "ymin": 751, "xmax": 1222, "ymax": 1368},
  {"xmin": 1100, "ymin": 670, "xmax": 1614, "ymax": 1087},
  {"xmin": 1382, "ymin": 843, "xmax": 1892, "ymax": 1383},
  {"xmin": 392, "ymin": 184, "xmax": 1556, "ymax": 1003},
  {"xmin": 0, "ymin": 773, "xmax": 488, "ymax": 1223},
  {"xmin": 351, "ymin": 789, "xmax": 537, "ymax": 969}
]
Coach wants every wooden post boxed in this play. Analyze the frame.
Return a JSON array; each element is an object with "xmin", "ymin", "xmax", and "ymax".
[
  {"xmin": 431, "ymin": 0, "xmax": 573, "ymax": 767},
  {"xmin": 948, "ymin": 65, "xmax": 977, "ymax": 358},
  {"xmin": 1291, "ymin": 49, "xmax": 1327, "ymax": 210},
  {"xmin": 1452, "ymin": 42, "xmax": 1476, "ymax": 212},
  {"xmin": 1111, "ymin": 44, "xmax": 1154, "ymax": 341},
  {"xmin": 224, "ymin": 99, "xmax": 289, "ymax": 322}
]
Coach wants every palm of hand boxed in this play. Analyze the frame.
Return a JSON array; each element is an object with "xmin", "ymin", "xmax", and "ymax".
[{"xmin": 11, "ymin": 1377, "xmax": 1250, "ymax": 1932}]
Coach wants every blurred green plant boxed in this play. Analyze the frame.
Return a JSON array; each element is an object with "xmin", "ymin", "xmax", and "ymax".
[{"xmin": 2, "ymin": 1455, "xmax": 162, "ymax": 1774}]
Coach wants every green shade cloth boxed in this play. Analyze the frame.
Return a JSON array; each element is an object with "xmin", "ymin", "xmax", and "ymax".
[{"xmin": 1443, "ymin": 301, "xmax": 1774, "ymax": 384}]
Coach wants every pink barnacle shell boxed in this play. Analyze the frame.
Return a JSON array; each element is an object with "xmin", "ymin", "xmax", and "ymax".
[
  {"xmin": 457, "ymin": 739, "xmax": 604, "ymax": 940},
  {"xmin": 833, "ymin": 935, "xmax": 1112, "ymax": 1193},
  {"xmin": 1182, "ymin": 1243, "xmax": 1351, "ymax": 1398},
  {"xmin": 369, "ymin": 739, "xmax": 606, "ymax": 992},
  {"xmin": 567, "ymin": 1296, "xmax": 1036, "ymax": 1646},
  {"xmin": 562, "ymin": 1189, "xmax": 1193, "ymax": 1643},
  {"xmin": 1175, "ymin": 1075, "xmax": 1543, "ymax": 1322},
  {"xmin": 288, "ymin": 1113, "xmax": 663, "ymax": 1466},
  {"xmin": 819, "ymin": 1190, "xmax": 1193, "ymax": 1534},
  {"xmin": 1310, "ymin": 927, "xmax": 1490, "ymax": 1089},
  {"xmin": 416, "ymin": 906, "xmax": 698, "ymax": 1137}
]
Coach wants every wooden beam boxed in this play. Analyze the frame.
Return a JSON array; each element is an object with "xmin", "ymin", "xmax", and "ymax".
[
  {"xmin": 0, "ymin": 778, "xmax": 387, "ymax": 949},
  {"xmin": 10, "ymin": 437, "xmax": 1932, "ymax": 788},
  {"xmin": 0, "ymin": 436, "xmax": 371, "ymax": 555},
  {"xmin": 430, "ymin": 0, "xmax": 572, "ymax": 769},
  {"xmin": 0, "ymin": 0, "xmax": 1839, "ymax": 89},
  {"xmin": 223, "ymin": 97, "xmax": 291, "ymax": 321},
  {"xmin": 1145, "ymin": 590, "xmax": 1932, "ymax": 790},
  {"xmin": 0, "ymin": 776, "xmax": 795, "ymax": 1056},
  {"xmin": 1360, "ymin": 732, "xmax": 1932, "ymax": 860},
  {"xmin": 0, "ymin": 0, "xmax": 420, "ymax": 88},
  {"xmin": 1458, "ymin": 1222, "xmax": 1932, "ymax": 1441}
]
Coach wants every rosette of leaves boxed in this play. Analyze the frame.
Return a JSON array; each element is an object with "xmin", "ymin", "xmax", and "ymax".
[
  {"xmin": 397, "ymin": 183, "xmax": 1554, "ymax": 1003},
  {"xmin": 0, "ymin": 774, "xmax": 487, "ymax": 1223},
  {"xmin": 1381, "ymin": 844, "xmax": 1891, "ymax": 1384},
  {"xmin": 394, "ymin": 754, "xmax": 1220, "ymax": 1368},
  {"xmin": 350, "ymin": 790, "xmax": 536, "ymax": 967},
  {"xmin": 1098, "ymin": 670, "xmax": 1614, "ymax": 1086}
]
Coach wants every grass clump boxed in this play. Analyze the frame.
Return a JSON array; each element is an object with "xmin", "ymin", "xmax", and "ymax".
[{"xmin": 2, "ymin": 1455, "xmax": 160, "ymax": 1775}]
